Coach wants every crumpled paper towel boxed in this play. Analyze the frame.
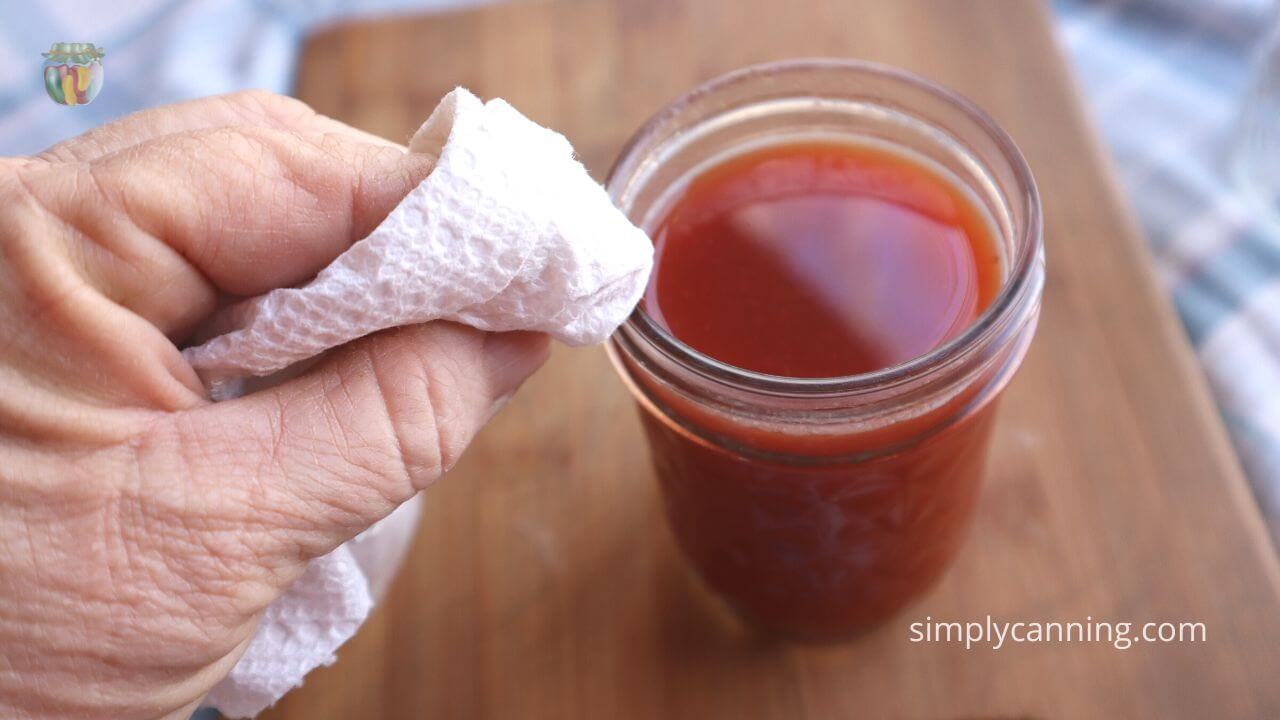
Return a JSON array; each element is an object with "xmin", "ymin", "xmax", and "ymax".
[{"xmin": 188, "ymin": 87, "xmax": 653, "ymax": 717}]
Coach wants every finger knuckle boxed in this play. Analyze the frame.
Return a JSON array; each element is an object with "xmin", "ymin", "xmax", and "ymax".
[
  {"xmin": 321, "ymin": 330, "xmax": 467, "ymax": 502},
  {"xmin": 371, "ymin": 329, "xmax": 478, "ymax": 485},
  {"xmin": 419, "ymin": 345, "xmax": 475, "ymax": 475},
  {"xmin": 0, "ymin": 164, "xmax": 90, "ymax": 323}
]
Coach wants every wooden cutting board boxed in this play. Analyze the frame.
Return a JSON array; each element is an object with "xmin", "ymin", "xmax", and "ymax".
[{"xmin": 265, "ymin": 1, "xmax": 1280, "ymax": 717}]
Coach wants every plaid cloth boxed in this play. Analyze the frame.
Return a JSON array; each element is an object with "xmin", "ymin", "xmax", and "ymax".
[
  {"xmin": 1056, "ymin": 0, "xmax": 1280, "ymax": 538},
  {"xmin": 0, "ymin": 0, "xmax": 482, "ymax": 155},
  {"xmin": 0, "ymin": 0, "xmax": 297, "ymax": 154}
]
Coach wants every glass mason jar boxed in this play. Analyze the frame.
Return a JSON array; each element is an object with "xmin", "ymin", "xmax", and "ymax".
[{"xmin": 606, "ymin": 60, "xmax": 1044, "ymax": 641}]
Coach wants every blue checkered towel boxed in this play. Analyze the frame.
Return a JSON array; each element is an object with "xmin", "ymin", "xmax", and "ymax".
[{"xmin": 1056, "ymin": 0, "xmax": 1280, "ymax": 538}]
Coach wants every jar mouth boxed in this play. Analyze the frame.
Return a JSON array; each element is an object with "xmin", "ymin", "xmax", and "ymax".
[{"xmin": 607, "ymin": 58, "xmax": 1042, "ymax": 399}]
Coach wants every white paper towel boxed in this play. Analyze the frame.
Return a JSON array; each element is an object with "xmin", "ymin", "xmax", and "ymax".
[{"xmin": 190, "ymin": 88, "xmax": 653, "ymax": 716}]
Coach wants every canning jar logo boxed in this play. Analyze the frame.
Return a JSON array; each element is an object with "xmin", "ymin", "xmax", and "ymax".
[{"xmin": 42, "ymin": 42, "xmax": 104, "ymax": 106}]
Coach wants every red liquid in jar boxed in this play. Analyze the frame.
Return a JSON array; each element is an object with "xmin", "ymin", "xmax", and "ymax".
[
  {"xmin": 645, "ymin": 141, "xmax": 1002, "ymax": 377},
  {"xmin": 634, "ymin": 141, "xmax": 1006, "ymax": 639}
]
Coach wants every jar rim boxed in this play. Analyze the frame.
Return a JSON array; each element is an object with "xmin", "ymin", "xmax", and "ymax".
[{"xmin": 606, "ymin": 58, "xmax": 1043, "ymax": 398}]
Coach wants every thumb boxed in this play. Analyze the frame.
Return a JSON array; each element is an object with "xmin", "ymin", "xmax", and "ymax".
[{"xmin": 158, "ymin": 322, "xmax": 548, "ymax": 566}]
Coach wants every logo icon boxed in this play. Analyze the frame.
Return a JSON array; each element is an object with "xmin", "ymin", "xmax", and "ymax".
[{"xmin": 42, "ymin": 42, "xmax": 104, "ymax": 106}]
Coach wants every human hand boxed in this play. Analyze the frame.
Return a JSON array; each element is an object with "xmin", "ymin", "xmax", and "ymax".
[{"xmin": 0, "ymin": 91, "xmax": 550, "ymax": 719}]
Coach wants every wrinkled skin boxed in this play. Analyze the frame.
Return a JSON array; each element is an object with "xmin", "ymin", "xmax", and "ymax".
[{"xmin": 0, "ymin": 91, "xmax": 549, "ymax": 720}]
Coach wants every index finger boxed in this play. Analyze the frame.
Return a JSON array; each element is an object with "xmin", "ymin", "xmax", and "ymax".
[
  {"xmin": 35, "ymin": 90, "xmax": 402, "ymax": 164},
  {"xmin": 14, "ymin": 124, "xmax": 434, "ymax": 345}
]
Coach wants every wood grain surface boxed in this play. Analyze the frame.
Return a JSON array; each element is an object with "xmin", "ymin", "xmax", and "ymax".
[{"xmin": 264, "ymin": 0, "xmax": 1280, "ymax": 717}]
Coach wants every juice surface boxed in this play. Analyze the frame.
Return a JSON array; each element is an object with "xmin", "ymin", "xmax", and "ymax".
[{"xmin": 645, "ymin": 141, "xmax": 1002, "ymax": 377}]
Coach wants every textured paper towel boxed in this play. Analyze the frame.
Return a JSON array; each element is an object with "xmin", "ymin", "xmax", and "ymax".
[
  {"xmin": 191, "ymin": 88, "xmax": 653, "ymax": 717},
  {"xmin": 185, "ymin": 86, "xmax": 653, "ymax": 395},
  {"xmin": 203, "ymin": 494, "xmax": 423, "ymax": 718}
]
